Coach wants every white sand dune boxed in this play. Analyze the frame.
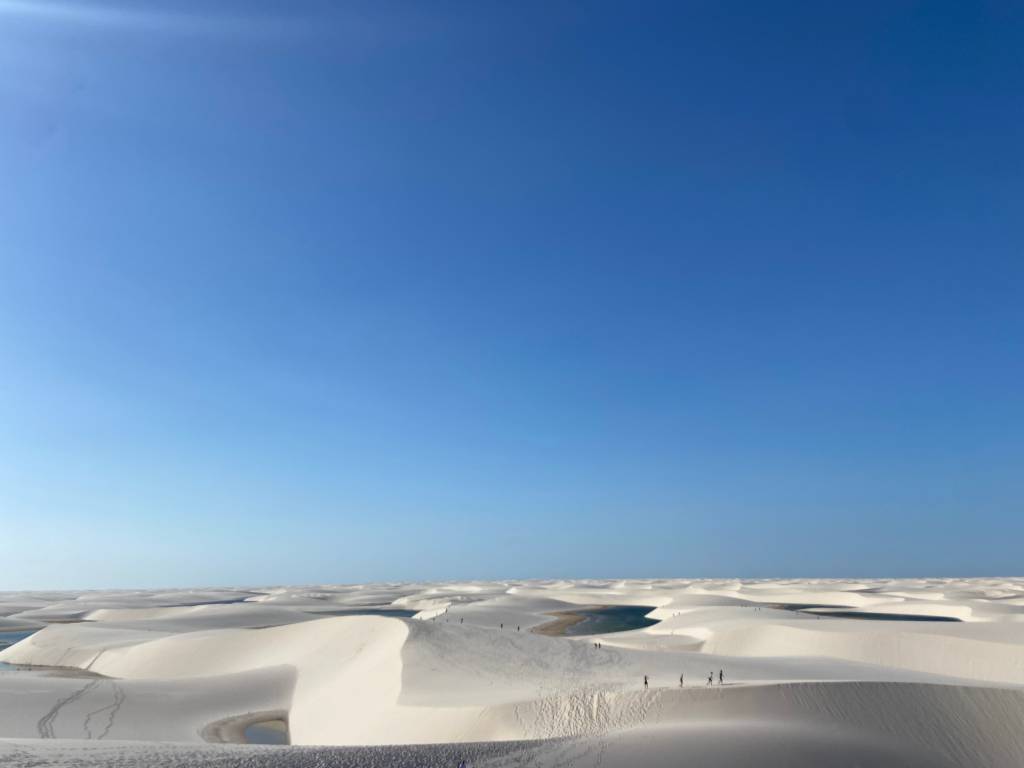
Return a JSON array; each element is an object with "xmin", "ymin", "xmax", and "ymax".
[
  {"xmin": 0, "ymin": 666, "xmax": 292, "ymax": 742},
  {"xmin": 0, "ymin": 726, "xmax": 960, "ymax": 768},
  {"xmin": 2, "ymin": 578, "xmax": 1024, "ymax": 766}
]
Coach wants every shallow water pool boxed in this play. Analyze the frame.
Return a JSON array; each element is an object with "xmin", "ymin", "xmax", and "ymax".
[
  {"xmin": 244, "ymin": 719, "xmax": 289, "ymax": 745},
  {"xmin": 561, "ymin": 606, "xmax": 659, "ymax": 635},
  {"xmin": 0, "ymin": 630, "xmax": 35, "ymax": 649}
]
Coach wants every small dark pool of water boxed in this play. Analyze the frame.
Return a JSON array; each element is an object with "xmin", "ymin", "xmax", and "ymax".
[
  {"xmin": 0, "ymin": 630, "xmax": 35, "ymax": 650},
  {"xmin": 0, "ymin": 631, "xmax": 36, "ymax": 671},
  {"xmin": 0, "ymin": 631, "xmax": 35, "ymax": 646},
  {"xmin": 803, "ymin": 610, "xmax": 961, "ymax": 622},
  {"xmin": 245, "ymin": 720, "xmax": 289, "ymax": 745},
  {"xmin": 769, "ymin": 605, "xmax": 961, "ymax": 623},
  {"xmin": 562, "ymin": 606, "xmax": 659, "ymax": 636}
]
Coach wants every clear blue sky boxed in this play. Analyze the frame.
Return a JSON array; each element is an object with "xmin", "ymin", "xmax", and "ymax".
[{"xmin": 1, "ymin": 1, "xmax": 1021, "ymax": 588}]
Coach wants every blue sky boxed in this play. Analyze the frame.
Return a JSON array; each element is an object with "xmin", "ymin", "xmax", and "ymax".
[{"xmin": 1, "ymin": 1, "xmax": 1021, "ymax": 588}]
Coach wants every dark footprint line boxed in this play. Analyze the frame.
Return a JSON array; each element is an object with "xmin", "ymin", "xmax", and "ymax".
[
  {"xmin": 83, "ymin": 683, "xmax": 125, "ymax": 740},
  {"xmin": 98, "ymin": 684, "xmax": 126, "ymax": 740},
  {"xmin": 37, "ymin": 680, "xmax": 100, "ymax": 739}
]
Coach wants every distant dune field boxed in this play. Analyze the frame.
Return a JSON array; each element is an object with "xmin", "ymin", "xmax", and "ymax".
[{"xmin": 2, "ymin": 578, "xmax": 1024, "ymax": 767}]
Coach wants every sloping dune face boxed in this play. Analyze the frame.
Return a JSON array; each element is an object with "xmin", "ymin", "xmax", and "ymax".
[
  {"xmin": 1, "ymin": 616, "xmax": 408, "ymax": 745},
  {"xmin": 2, "ymin": 579, "xmax": 1024, "ymax": 767}
]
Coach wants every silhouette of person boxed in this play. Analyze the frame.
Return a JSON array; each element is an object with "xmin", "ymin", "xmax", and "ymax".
[
  {"xmin": 679, "ymin": 673, "xmax": 684, "ymax": 687},
  {"xmin": 719, "ymin": 669, "xmax": 724, "ymax": 685},
  {"xmin": 644, "ymin": 675, "xmax": 649, "ymax": 689},
  {"xmin": 706, "ymin": 672, "xmax": 713, "ymax": 687}
]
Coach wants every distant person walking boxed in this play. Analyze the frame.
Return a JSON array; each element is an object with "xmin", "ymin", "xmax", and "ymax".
[
  {"xmin": 679, "ymin": 672, "xmax": 684, "ymax": 687},
  {"xmin": 719, "ymin": 669, "xmax": 724, "ymax": 685},
  {"xmin": 643, "ymin": 675, "xmax": 649, "ymax": 690},
  {"xmin": 706, "ymin": 672, "xmax": 713, "ymax": 687}
]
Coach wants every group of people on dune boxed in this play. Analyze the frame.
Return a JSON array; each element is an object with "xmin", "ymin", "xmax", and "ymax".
[{"xmin": 643, "ymin": 669, "xmax": 724, "ymax": 689}]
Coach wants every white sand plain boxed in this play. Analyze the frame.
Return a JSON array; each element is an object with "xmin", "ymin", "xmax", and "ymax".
[{"xmin": 1, "ymin": 578, "xmax": 1023, "ymax": 766}]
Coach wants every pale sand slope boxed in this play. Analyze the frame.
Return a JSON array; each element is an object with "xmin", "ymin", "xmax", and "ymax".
[
  {"xmin": 2, "ymin": 578, "xmax": 1024, "ymax": 766},
  {"xmin": 0, "ymin": 691, "xmax": 1016, "ymax": 768},
  {"xmin": 0, "ymin": 666, "xmax": 292, "ymax": 742}
]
